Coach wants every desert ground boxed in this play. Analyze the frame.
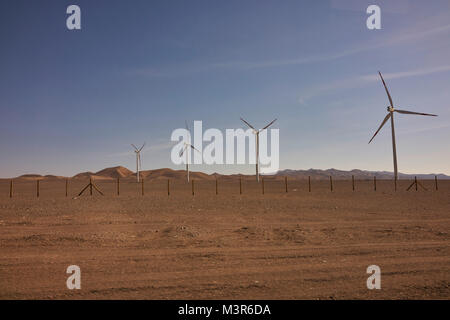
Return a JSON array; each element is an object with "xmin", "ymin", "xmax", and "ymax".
[{"xmin": 0, "ymin": 177, "xmax": 449, "ymax": 299}]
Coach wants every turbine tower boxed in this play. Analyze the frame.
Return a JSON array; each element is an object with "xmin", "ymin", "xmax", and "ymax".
[
  {"xmin": 369, "ymin": 71, "xmax": 437, "ymax": 182},
  {"xmin": 131, "ymin": 143, "xmax": 145, "ymax": 182},
  {"xmin": 240, "ymin": 117, "xmax": 277, "ymax": 182},
  {"xmin": 179, "ymin": 121, "xmax": 200, "ymax": 182}
]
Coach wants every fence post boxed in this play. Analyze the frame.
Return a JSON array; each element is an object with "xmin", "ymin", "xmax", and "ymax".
[
  {"xmin": 9, "ymin": 180, "xmax": 13, "ymax": 197},
  {"xmin": 215, "ymin": 179, "xmax": 218, "ymax": 195},
  {"xmin": 374, "ymin": 176, "xmax": 377, "ymax": 191},
  {"xmin": 308, "ymin": 176, "xmax": 311, "ymax": 192},
  {"xmin": 330, "ymin": 176, "xmax": 333, "ymax": 192},
  {"xmin": 352, "ymin": 175, "xmax": 355, "ymax": 191},
  {"xmin": 117, "ymin": 178, "xmax": 120, "ymax": 196},
  {"xmin": 239, "ymin": 177, "xmax": 242, "ymax": 195},
  {"xmin": 167, "ymin": 179, "xmax": 170, "ymax": 196},
  {"xmin": 192, "ymin": 179, "xmax": 195, "ymax": 196},
  {"xmin": 394, "ymin": 177, "xmax": 397, "ymax": 192},
  {"xmin": 285, "ymin": 176, "xmax": 288, "ymax": 193},
  {"xmin": 262, "ymin": 178, "xmax": 265, "ymax": 195},
  {"xmin": 415, "ymin": 176, "xmax": 418, "ymax": 191},
  {"xmin": 66, "ymin": 179, "xmax": 68, "ymax": 197},
  {"xmin": 37, "ymin": 180, "xmax": 40, "ymax": 198},
  {"xmin": 89, "ymin": 177, "xmax": 93, "ymax": 196},
  {"xmin": 435, "ymin": 175, "xmax": 438, "ymax": 191}
]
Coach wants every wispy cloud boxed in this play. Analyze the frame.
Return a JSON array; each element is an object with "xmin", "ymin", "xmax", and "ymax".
[
  {"xmin": 362, "ymin": 65, "xmax": 450, "ymax": 81},
  {"xmin": 131, "ymin": 17, "xmax": 450, "ymax": 78},
  {"xmin": 298, "ymin": 64, "xmax": 450, "ymax": 103},
  {"xmin": 210, "ymin": 47, "xmax": 375, "ymax": 70},
  {"xmin": 219, "ymin": 22, "xmax": 450, "ymax": 71}
]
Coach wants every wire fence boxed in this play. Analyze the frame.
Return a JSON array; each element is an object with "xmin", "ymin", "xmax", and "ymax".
[{"xmin": 0, "ymin": 175, "xmax": 443, "ymax": 199}]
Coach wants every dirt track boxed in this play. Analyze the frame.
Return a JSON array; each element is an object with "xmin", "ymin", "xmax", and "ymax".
[{"xmin": 0, "ymin": 178, "xmax": 449, "ymax": 299}]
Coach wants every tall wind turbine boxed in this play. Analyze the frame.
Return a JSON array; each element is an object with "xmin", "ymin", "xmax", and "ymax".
[
  {"xmin": 179, "ymin": 121, "xmax": 200, "ymax": 182},
  {"xmin": 131, "ymin": 143, "xmax": 145, "ymax": 182},
  {"xmin": 368, "ymin": 71, "xmax": 437, "ymax": 182},
  {"xmin": 240, "ymin": 117, "xmax": 277, "ymax": 182}
]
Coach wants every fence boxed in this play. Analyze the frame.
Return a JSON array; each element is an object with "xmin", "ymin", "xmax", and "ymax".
[{"xmin": 0, "ymin": 175, "xmax": 443, "ymax": 199}]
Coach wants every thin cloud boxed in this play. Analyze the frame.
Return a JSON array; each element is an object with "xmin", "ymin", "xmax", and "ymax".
[
  {"xmin": 131, "ymin": 17, "xmax": 450, "ymax": 78},
  {"xmin": 298, "ymin": 64, "xmax": 450, "ymax": 103},
  {"xmin": 211, "ymin": 47, "xmax": 374, "ymax": 70},
  {"xmin": 218, "ymin": 23, "xmax": 450, "ymax": 71},
  {"xmin": 362, "ymin": 65, "xmax": 450, "ymax": 81}
]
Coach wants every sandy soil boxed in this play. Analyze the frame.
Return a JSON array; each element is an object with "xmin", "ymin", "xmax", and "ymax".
[{"xmin": 0, "ymin": 178, "xmax": 449, "ymax": 299}]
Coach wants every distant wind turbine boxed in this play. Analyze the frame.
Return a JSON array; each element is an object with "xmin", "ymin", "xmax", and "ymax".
[
  {"xmin": 240, "ymin": 117, "xmax": 277, "ymax": 182},
  {"xmin": 368, "ymin": 71, "xmax": 437, "ymax": 182},
  {"xmin": 131, "ymin": 143, "xmax": 145, "ymax": 182},
  {"xmin": 179, "ymin": 121, "xmax": 200, "ymax": 182}
]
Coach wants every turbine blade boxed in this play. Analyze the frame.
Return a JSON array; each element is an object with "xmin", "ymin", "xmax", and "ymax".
[
  {"xmin": 131, "ymin": 144, "xmax": 138, "ymax": 151},
  {"xmin": 240, "ymin": 117, "xmax": 255, "ymax": 130},
  {"xmin": 185, "ymin": 120, "xmax": 190, "ymax": 132},
  {"xmin": 262, "ymin": 118, "xmax": 277, "ymax": 130},
  {"xmin": 179, "ymin": 145, "xmax": 187, "ymax": 157},
  {"xmin": 395, "ymin": 109, "xmax": 438, "ymax": 116},
  {"xmin": 379, "ymin": 71, "xmax": 394, "ymax": 107},
  {"xmin": 368, "ymin": 113, "xmax": 391, "ymax": 144},
  {"xmin": 190, "ymin": 144, "xmax": 201, "ymax": 153},
  {"xmin": 138, "ymin": 142, "xmax": 146, "ymax": 152}
]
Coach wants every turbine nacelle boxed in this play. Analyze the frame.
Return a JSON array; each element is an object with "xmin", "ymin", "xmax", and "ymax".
[{"xmin": 387, "ymin": 106, "xmax": 394, "ymax": 112}]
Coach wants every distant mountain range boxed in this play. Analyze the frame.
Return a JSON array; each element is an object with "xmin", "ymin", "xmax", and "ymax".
[
  {"xmin": 275, "ymin": 168, "xmax": 450, "ymax": 180},
  {"xmin": 9, "ymin": 166, "xmax": 450, "ymax": 180}
]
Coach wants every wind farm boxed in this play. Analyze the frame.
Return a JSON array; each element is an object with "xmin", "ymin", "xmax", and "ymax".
[
  {"xmin": 1, "ymin": 0, "xmax": 449, "ymax": 303},
  {"xmin": 0, "ymin": 74, "xmax": 447, "ymax": 301},
  {"xmin": 0, "ymin": 71, "xmax": 448, "ymax": 300}
]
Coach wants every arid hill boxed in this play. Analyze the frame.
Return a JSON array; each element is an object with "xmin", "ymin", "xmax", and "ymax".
[
  {"xmin": 8, "ymin": 166, "xmax": 450, "ymax": 181},
  {"xmin": 72, "ymin": 172, "xmax": 95, "ymax": 179},
  {"xmin": 94, "ymin": 166, "xmax": 134, "ymax": 179},
  {"xmin": 17, "ymin": 174, "xmax": 65, "ymax": 181},
  {"xmin": 275, "ymin": 168, "xmax": 450, "ymax": 180},
  {"xmin": 140, "ymin": 168, "xmax": 215, "ymax": 181}
]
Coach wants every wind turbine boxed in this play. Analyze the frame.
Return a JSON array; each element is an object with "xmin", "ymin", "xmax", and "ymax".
[
  {"xmin": 368, "ymin": 71, "xmax": 437, "ymax": 182},
  {"xmin": 240, "ymin": 117, "xmax": 277, "ymax": 182},
  {"xmin": 179, "ymin": 121, "xmax": 200, "ymax": 182},
  {"xmin": 131, "ymin": 143, "xmax": 145, "ymax": 183}
]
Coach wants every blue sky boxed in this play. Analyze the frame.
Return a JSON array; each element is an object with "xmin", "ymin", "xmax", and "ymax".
[{"xmin": 1, "ymin": 0, "xmax": 449, "ymax": 177}]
